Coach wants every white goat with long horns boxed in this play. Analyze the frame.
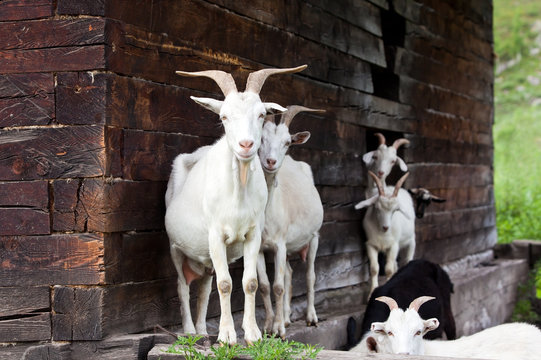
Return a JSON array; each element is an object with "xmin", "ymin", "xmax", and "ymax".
[
  {"xmin": 256, "ymin": 106, "xmax": 324, "ymax": 337},
  {"xmin": 363, "ymin": 133, "xmax": 409, "ymax": 197},
  {"xmin": 354, "ymin": 296, "xmax": 541, "ymax": 360},
  {"xmin": 354, "ymin": 171, "xmax": 415, "ymax": 293},
  {"xmin": 165, "ymin": 65, "xmax": 307, "ymax": 344}
]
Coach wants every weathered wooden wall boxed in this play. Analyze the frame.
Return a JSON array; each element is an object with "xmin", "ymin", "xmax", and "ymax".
[{"xmin": 0, "ymin": 0, "xmax": 494, "ymax": 353}]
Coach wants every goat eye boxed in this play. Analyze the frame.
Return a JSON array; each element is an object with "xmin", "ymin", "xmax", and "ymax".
[
  {"xmin": 387, "ymin": 331, "xmax": 393, "ymax": 336},
  {"xmin": 415, "ymin": 331, "xmax": 422, "ymax": 336},
  {"xmin": 373, "ymin": 155, "xmax": 378, "ymax": 160},
  {"xmin": 285, "ymin": 141, "xmax": 291, "ymax": 147},
  {"xmin": 221, "ymin": 116, "xmax": 228, "ymax": 122},
  {"xmin": 391, "ymin": 160, "xmax": 396, "ymax": 164}
]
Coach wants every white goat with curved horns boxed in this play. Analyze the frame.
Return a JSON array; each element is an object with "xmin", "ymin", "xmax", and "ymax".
[
  {"xmin": 354, "ymin": 171, "xmax": 415, "ymax": 293},
  {"xmin": 363, "ymin": 133, "xmax": 409, "ymax": 197},
  {"xmin": 165, "ymin": 65, "xmax": 307, "ymax": 345},
  {"xmin": 256, "ymin": 105, "xmax": 324, "ymax": 338},
  {"xmin": 356, "ymin": 296, "xmax": 541, "ymax": 360}
]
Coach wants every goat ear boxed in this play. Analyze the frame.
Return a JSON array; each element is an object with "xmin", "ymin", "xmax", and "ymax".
[
  {"xmin": 264, "ymin": 102, "xmax": 287, "ymax": 115},
  {"xmin": 366, "ymin": 337, "xmax": 378, "ymax": 353},
  {"xmin": 354, "ymin": 195, "xmax": 378, "ymax": 210},
  {"xmin": 190, "ymin": 96, "xmax": 223, "ymax": 114},
  {"xmin": 291, "ymin": 131, "xmax": 310, "ymax": 145},
  {"xmin": 371, "ymin": 322, "xmax": 386, "ymax": 334},
  {"xmin": 423, "ymin": 318, "xmax": 440, "ymax": 334},
  {"xmin": 431, "ymin": 196, "xmax": 446, "ymax": 203},
  {"xmin": 397, "ymin": 156, "xmax": 408, "ymax": 171},
  {"xmin": 362, "ymin": 151, "xmax": 375, "ymax": 165}
]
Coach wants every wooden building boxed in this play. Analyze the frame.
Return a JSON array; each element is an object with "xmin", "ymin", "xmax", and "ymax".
[{"xmin": 0, "ymin": 0, "xmax": 523, "ymax": 358}]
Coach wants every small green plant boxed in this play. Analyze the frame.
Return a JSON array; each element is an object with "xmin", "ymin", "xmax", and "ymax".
[
  {"xmin": 165, "ymin": 333, "xmax": 323, "ymax": 360},
  {"xmin": 512, "ymin": 261, "xmax": 541, "ymax": 324}
]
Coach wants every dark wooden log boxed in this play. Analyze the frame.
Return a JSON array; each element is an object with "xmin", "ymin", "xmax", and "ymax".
[
  {"xmin": 0, "ymin": 18, "xmax": 105, "ymax": 50},
  {"xmin": 0, "ymin": 313, "xmax": 50, "ymax": 342},
  {"xmin": 404, "ymin": 135, "xmax": 493, "ymax": 165},
  {"xmin": 0, "ymin": 0, "xmax": 53, "ymax": 21},
  {"xmin": 0, "ymin": 233, "xmax": 103, "ymax": 286},
  {"xmin": 0, "ymin": 286, "xmax": 50, "ymax": 317},
  {"xmin": 104, "ymin": 232, "xmax": 176, "ymax": 284},
  {"xmin": 0, "ymin": 181, "xmax": 48, "ymax": 207},
  {"xmin": 0, "ymin": 126, "xmax": 105, "ymax": 181},
  {"xmin": 57, "ymin": 0, "xmax": 106, "ymax": 16},
  {"xmin": 56, "ymin": 72, "xmax": 107, "ymax": 125},
  {"xmin": 0, "ymin": 73, "xmax": 55, "ymax": 127},
  {"xmin": 0, "ymin": 208, "xmax": 49, "ymax": 236},
  {"xmin": 53, "ymin": 280, "xmax": 180, "ymax": 341},
  {"xmin": 52, "ymin": 179, "xmax": 86, "ymax": 232},
  {"xmin": 0, "ymin": 45, "xmax": 105, "ymax": 74},
  {"xmin": 407, "ymin": 163, "xmax": 492, "ymax": 189}
]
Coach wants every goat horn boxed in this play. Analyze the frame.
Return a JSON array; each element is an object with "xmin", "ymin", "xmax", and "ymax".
[
  {"xmin": 175, "ymin": 70, "xmax": 238, "ymax": 96},
  {"xmin": 376, "ymin": 296, "xmax": 399, "ymax": 311},
  {"xmin": 368, "ymin": 171, "xmax": 385, "ymax": 196},
  {"xmin": 245, "ymin": 65, "xmax": 307, "ymax": 94},
  {"xmin": 280, "ymin": 105, "xmax": 325, "ymax": 127},
  {"xmin": 408, "ymin": 296, "xmax": 436, "ymax": 312},
  {"xmin": 392, "ymin": 172, "xmax": 409, "ymax": 197},
  {"xmin": 392, "ymin": 138, "xmax": 410, "ymax": 149},
  {"xmin": 374, "ymin": 133, "xmax": 386, "ymax": 146}
]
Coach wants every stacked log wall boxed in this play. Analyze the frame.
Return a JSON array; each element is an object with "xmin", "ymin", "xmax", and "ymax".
[{"xmin": 0, "ymin": 0, "xmax": 494, "ymax": 347}]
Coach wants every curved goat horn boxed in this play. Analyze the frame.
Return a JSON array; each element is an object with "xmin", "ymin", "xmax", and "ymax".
[
  {"xmin": 175, "ymin": 70, "xmax": 237, "ymax": 97},
  {"xmin": 392, "ymin": 138, "xmax": 410, "ymax": 149},
  {"xmin": 245, "ymin": 65, "xmax": 307, "ymax": 94},
  {"xmin": 368, "ymin": 171, "xmax": 385, "ymax": 196},
  {"xmin": 374, "ymin": 133, "xmax": 386, "ymax": 146},
  {"xmin": 280, "ymin": 105, "xmax": 325, "ymax": 127},
  {"xmin": 408, "ymin": 296, "xmax": 435, "ymax": 312},
  {"xmin": 376, "ymin": 296, "xmax": 399, "ymax": 311},
  {"xmin": 392, "ymin": 172, "xmax": 409, "ymax": 197}
]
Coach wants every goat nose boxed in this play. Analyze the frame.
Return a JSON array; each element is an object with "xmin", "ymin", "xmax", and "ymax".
[
  {"xmin": 267, "ymin": 158, "xmax": 276, "ymax": 167},
  {"xmin": 382, "ymin": 226, "xmax": 389, "ymax": 232},
  {"xmin": 239, "ymin": 140, "xmax": 254, "ymax": 150},
  {"xmin": 378, "ymin": 171, "xmax": 384, "ymax": 177}
]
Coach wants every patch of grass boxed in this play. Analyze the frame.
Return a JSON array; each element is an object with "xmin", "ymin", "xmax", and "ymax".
[
  {"xmin": 165, "ymin": 334, "xmax": 323, "ymax": 360},
  {"xmin": 512, "ymin": 261, "xmax": 541, "ymax": 324}
]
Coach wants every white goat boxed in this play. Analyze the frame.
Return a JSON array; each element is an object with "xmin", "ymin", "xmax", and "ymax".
[
  {"xmin": 353, "ymin": 296, "xmax": 541, "ymax": 360},
  {"xmin": 354, "ymin": 171, "xmax": 415, "ymax": 293},
  {"xmin": 165, "ymin": 65, "xmax": 306, "ymax": 344},
  {"xmin": 256, "ymin": 106, "xmax": 324, "ymax": 338},
  {"xmin": 363, "ymin": 133, "xmax": 409, "ymax": 197}
]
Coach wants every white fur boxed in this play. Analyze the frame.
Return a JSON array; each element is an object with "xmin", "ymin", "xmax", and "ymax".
[
  {"xmin": 354, "ymin": 184, "xmax": 415, "ymax": 293},
  {"xmin": 354, "ymin": 300, "xmax": 541, "ymax": 360},
  {"xmin": 257, "ymin": 119, "xmax": 323, "ymax": 337},
  {"xmin": 165, "ymin": 89, "xmax": 286, "ymax": 344},
  {"xmin": 362, "ymin": 140, "xmax": 408, "ymax": 197}
]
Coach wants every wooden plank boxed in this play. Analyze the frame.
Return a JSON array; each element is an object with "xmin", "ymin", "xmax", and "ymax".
[
  {"xmin": 53, "ymin": 280, "xmax": 180, "ymax": 340},
  {"xmin": 56, "ymin": 72, "xmax": 107, "ymax": 125},
  {"xmin": 0, "ymin": 73, "xmax": 53, "ymax": 98},
  {"xmin": 104, "ymin": 232, "xmax": 176, "ymax": 284},
  {"xmin": 0, "ymin": 18, "xmax": 105, "ymax": 50},
  {"xmin": 399, "ymin": 76, "xmax": 493, "ymax": 125},
  {"xmin": 0, "ymin": 0, "xmax": 53, "ymax": 21},
  {"xmin": 105, "ymin": 126, "xmax": 123, "ymax": 177},
  {"xmin": 52, "ymin": 179, "xmax": 86, "ymax": 232},
  {"xmin": 404, "ymin": 135, "xmax": 493, "ymax": 165},
  {"xmin": 407, "ymin": 164, "xmax": 492, "ymax": 189},
  {"xmin": 121, "ymin": 129, "xmax": 216, "ymax": 181},
  {"xmin": 81, "ymin": 179, "xmax": 166, "ymax": 233},
  {"xmin": 0, "ymin": 45, "xmax": 105, "ymax": 74},
  {"xmin": 105, "ymin": 8, "xmax": 374, "ymax": 93},
  {"xmin": 57, "ymin": 0, "xmax": 105, "ymax": 16},
  {"xmin": 0, "ymin": 313, "xmax": 50, "ymax": 342},
  {"xmin": 206, "ymin": 0, "xmax": 386, "ymax": 66},
  {"xmin": 0, "ymin": 95, "xmax": 54, "ymax": 127},
  {"xmin": 0, "ymin": 286, "xmax": 50, "ymax": 317},
  {"xmin": 0, "ymin": 181, "xmax": 48, "ymax": 207},
  {"xmin": 0, "ymin": 126, "xmax": 105, "ymax": 181},
  {"xmin": 0, "ymin": 208, "xmax": 50, "ymax": 236},
  {"xmin": 0, "ymin": 233, "xmax": 104, "ymax": 286},
  {"xmin": 107, "ymin": 74, "xmax": 223, "ymax": 137}
]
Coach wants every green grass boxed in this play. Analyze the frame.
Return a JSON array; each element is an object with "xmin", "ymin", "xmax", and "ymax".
[
  {"xmin": 494, "ymin": 0, "xmax": 541, "ymax": 244},
  {"xmin": 165, "ymin": 334, "xmax": 323, "ymax": 360}
]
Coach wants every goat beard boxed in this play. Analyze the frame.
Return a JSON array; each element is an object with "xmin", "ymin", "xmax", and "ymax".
[{"xmin": 239, "ymin": 160, "xmax": 249, "ymax": 186}]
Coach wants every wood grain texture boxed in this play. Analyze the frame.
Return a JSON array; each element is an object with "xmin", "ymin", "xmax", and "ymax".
[
  {"xmin": 0, "ymin": 233, "xmax": 104, "ymax": 286},
  {"xmin": 57, "ymin": 0, "xmax": 106, "ymax": 16},
  {"xmin": 0, "ymin": 313, "xmax": 51, "ymax": 342},
  {"xmin": 0, "ymin": 208, "xmax": 49, "ymax": 236},
  {"xmin": 0, "ymin": 286, "xmax": 50, "ymax": 317},
  {"xmin": 0, "ymin": 0, "xmax": 53, "ymax": 21}
]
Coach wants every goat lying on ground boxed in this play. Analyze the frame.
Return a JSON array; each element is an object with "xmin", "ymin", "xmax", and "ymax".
[
  {"xmin": 408, "ymin": 187, "xmax": 446, "ymax": 219},
  {"xmin": 354, "ymin": 171, "xmax": 415, "ymax": 293},
  {"xmin": 346, "ymin": 259, "xmax": 456, "ymax": 349},
  {"xmin": 165, "ymin": 65, "xmax": 306, "ymax": 344},
  {"xmin": 363, "ymin": 133, "xmax": 409, "ymax": 197},
  {"xmin": 257, "ymin": 106, "xmax": 324, "ymax": 338},
  {"xmin": 352, "ymin": 296, "xmax": 541, "ymax": 360}
]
